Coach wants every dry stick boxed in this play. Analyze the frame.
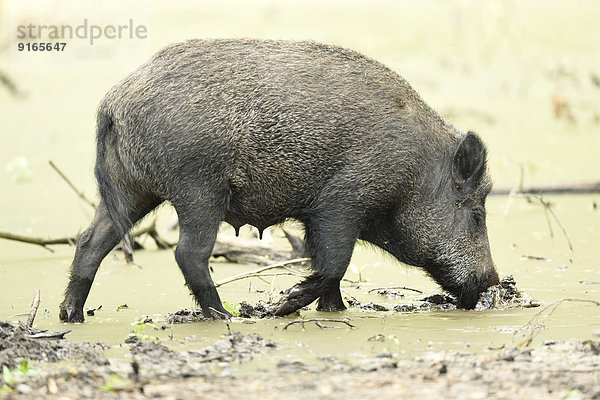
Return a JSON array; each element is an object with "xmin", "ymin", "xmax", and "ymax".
[
  {"xmin": 341, "ymin": 288, "xmax": 359, "ymax": 302},
  {"xmin": 222, "ymin": 272, "xmax": 306, "ymax": 288},
  {"xmin": 25, "ymin": 330, "xmax": 71, "ymax": 340},
  {"xmin": 367, "ymin": 286, "xmax": 423, "ymax": 294},
  {"xmin": 524, "ymin": 194, "xmax": 574, "ymax": 252},
  {"xmin": 507, "ymin": 191, "xmax": 574, "ymax": 252},
  {"xmin": 214, "ymin": 257, "xmax": 310, "ymax": 287},
  {"xmin": 26, "ymin": 289, "xmax": 41, "ymax": 329},
  {"xmin": 502, "ymin": 162, "xmax": 573, "ymax": 251},
  {"xmin": 0, "ymin": 68, "xmax": 20, "ymax": 96},
  {"xmin": 518, "ymin": 298, "xmax": 600, "ymax": 348},
  {"xmin": 49, "ymin": 160, "xmax": 131, "ymax": 261},
  {"xmin": 132, "ymin": 215, "xmax": 173, "ymax": 249},
  {"xmin": 539, "ymin": 197, "xmax": 574, "ymax": 252},
  {"xmin": 48, "ymin": 160, "xmax": 97, "ymax": 209},
  {"xmin": 283, "ymin": 318, "xmax": 356, "ymax": 330},
  {"xmin": 0, "ymin": 230, "xmax": 76, "ymax": 251},
  {"xmin": 50, "ymin": 161, "xmax": 171, "ymax": 251}
]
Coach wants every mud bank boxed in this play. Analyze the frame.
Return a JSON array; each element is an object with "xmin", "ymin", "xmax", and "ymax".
[{"xmin": 1, "ymin": 320, "xmax": 599, "ymax": 400}]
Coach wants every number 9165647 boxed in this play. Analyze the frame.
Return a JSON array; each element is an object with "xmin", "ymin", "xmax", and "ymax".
[{"xmin": 17, "ymin": 42, "xmax": 67, "ymax": 51}]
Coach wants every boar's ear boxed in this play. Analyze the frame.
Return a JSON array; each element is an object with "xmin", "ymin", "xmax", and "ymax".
[{"xmin": 452, "ymin": 132, "xmax": 487, "ymax": 187}]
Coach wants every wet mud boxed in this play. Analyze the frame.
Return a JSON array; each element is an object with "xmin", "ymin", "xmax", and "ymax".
[{"xmin": 1, "ymin": 319, "xmax": 598, "ymax": 399}]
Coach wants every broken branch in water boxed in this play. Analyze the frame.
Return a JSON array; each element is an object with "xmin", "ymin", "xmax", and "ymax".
[
  {"xmin": 517, "ymin": 298, "xmax": 600, "ymax": 348},
  {"xmin": 214, "ymin": 258, "xmax": 310, "ymax": 287},
  {"xmin": 24, "ymin": 330, "xmax": 72, "ymax": 340},
  {"xmin": 26, "ymin": 289, "xmax": 41, "ymax": 329},
  {"xmin": 211, "ymin": 229, "xmax": 307, "ymax": 265},
  {"xmin": 0, "ymin": 230, "xmax": 76, "ymax": 251},
  {"xmin": 0, "ymin": 213, "xmax": 169, "ymax": 254},
  {"xmin": 367, "ymin": 286, "xmax": 424, "ymax": 294},
  {"xmin": 536, "ymin": 196, "xmax": 573, "ymax": 251},
  {"xmin": 505, "ymin": 191, "xmax": 573, "ymax": 252},
  {"xmin": 8, "ymin": 159, "xmax": 307, "ymax": 264},
  {"xmin": 283, "ymin": 318, "xmax": 356, "ymax": 330}
]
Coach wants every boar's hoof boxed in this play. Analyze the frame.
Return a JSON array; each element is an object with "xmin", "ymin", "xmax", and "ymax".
[
  {"xmin": 59, "ymin": 303, "xmax": 85, "ymax": 323},
  {"xmin": 205, "ymin": 306, "xmax": 232, "ymax": 320},
  {"xmin": 271, "ymin": 285, "xmax": 320, "ymax": 316},
  {"xmin": 316, "ymin": 301, "xmax": 347, "ymax": 312}
]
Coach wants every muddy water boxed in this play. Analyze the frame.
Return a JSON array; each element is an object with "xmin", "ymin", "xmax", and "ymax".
[
  {"xmin": 1, "ymin": 195, "xmax": 598, "ymax": 367},
  {"xmin": 1, "ymin": 0, "xmax": 599, "ymax": 370}
]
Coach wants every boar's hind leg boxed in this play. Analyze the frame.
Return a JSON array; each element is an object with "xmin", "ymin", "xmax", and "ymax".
[
  {"xmin": 273, "ymin": 216, "xmax": 358, "ymax": 316},
  {"xmin": 60, "ymin": 198, "xmax": 158, "ymax": 323},
  {"xmin": 173, "ymin": 198, "xmax": 230, "ymax": 319}
]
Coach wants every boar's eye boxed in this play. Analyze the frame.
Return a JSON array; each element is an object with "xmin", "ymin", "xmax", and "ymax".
[{"xmin": 471, "ymin": 206, "xmax": 486, "ymax": 226}]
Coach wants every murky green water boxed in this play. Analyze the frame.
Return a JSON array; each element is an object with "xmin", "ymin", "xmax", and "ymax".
[
  {"xmin": 1, "ymin": 195, "xmax": 598, "ymax": 365},
  {"xmin": 1, "ymin": 0, "xmax": 599, "ymax": 368}
]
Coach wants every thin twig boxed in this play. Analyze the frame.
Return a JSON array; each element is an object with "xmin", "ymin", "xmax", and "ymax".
[
  {"xmin": 341, "ymin": 288, "xmax": 359, "ymax": 302},
  {"xmin": 539, "ymin": 197, "xmax": 573, "ymax": 251},
  {"xmin": 0, "ymin": 68, "xmax": 20, "ymax": 96},
  {"xmin": 367, "ymin": 286, "xmax": 423, "ymax": 294},
  {"xmin": 517, "ymin": 298, "xmax": 600, "ymax": 348},
  {"xmin": 508, "ymin": 193, "xmax": 573, "ymax": 252},
  {"xmin": 282, "ymin": 318, "xmax": 356, "ymax": 331},
  {"xmin": 49, "ymin": 160, "xmax": 97, "ymax": 209},
  {"xmin": 26, "ymin": 289, "xmax": 41, "ymax": 329},
  {"xmin": 214, "ymin": 258, "xmax": 310, "ymax": 287},
  {"xmin": 521, "ymin": 255, "xmax": 553, "ymax": 262}
]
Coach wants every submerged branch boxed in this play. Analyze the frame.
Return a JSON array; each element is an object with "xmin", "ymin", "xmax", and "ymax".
[
  {"xmin": 214, "ymin": 258, "xmax": 310, "ymax": 287},
  {"xmin": 283, "ymin": 318, "xmax": 356, "ymax": 330},
  {"xmin": 367, "ymin": 286, "xmax": 423, "ymax": 294},
  {"xmin": 0, "ymin": 229, "xmax": 76, "ymax": 251},
  {"xmin": 518, "ymin": 298, "xmax": 600, "ymax": 348}
]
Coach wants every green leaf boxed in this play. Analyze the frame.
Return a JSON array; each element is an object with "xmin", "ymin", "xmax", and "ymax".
[{"xmin": 222, "ymin": 301, "xmax": 240, "ymax": 316}]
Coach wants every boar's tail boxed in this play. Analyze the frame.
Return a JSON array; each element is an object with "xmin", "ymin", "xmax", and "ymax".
[{"xmin": 94, "ymin": 110, "xmax": 132, "ymax": 242}]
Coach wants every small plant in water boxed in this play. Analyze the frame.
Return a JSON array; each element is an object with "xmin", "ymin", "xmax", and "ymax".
[
  {"xmin": 1, "ymin": 360, "xmax": 39, "ymax": 391},
  {"xmin": 129, "ymin": 318, "xmax": 159, "ymax": 343},
  {"xmin": 222, "ymin": 301, "xmax": 240, "ymax": 316},
  {"xmin": 349, "ymin": 263, "xmax": 369, "ymax": 282}
]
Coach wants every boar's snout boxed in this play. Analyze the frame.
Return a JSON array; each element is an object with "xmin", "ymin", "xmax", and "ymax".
[
  {"xmin": 455, "ymin": 268, "xmax": 500, "ymax": 310},
  {"xmin": 456, "ymin": 267, "xmax": 500, "ymax": 309}
]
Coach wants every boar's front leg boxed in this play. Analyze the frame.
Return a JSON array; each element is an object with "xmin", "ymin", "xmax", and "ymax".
[{"xmin": 273, "ymin": 214, "xmax": 358, "ymax": 316}]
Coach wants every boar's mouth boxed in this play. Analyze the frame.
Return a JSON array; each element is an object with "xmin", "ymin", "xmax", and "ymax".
[
  {"xmin": 454, "ymin": 288, "xmax": 480, "ymax": 310},
  {"xmin": 426, "ymin": 262, "xmax": 499, "ymax": 310},
  {"xmin": 455, "ymin": 270, "xmax": 500, "ymax": 309}
]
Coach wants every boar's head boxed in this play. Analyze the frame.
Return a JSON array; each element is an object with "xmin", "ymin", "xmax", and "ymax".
[{"xmin": 393, "ymin": 132, "xmax": 499, "ymax": 309}]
